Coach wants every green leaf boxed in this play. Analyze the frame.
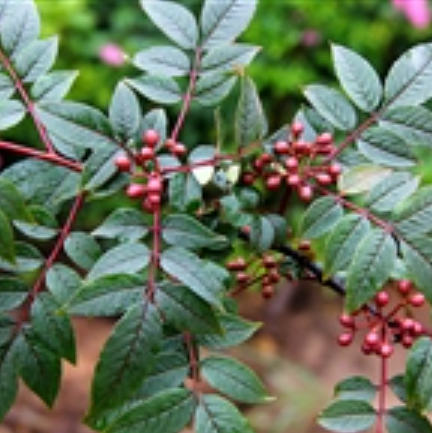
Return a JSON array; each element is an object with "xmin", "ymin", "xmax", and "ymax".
[
  {"xmin": 18, "ymin": 330, "xmax": 61, "ymax": 407},
  {"xmin": 385, "ymin": 407, "xmax": 432, "ymax": 433},
  {"xmin": 194, "ymin": 74, "xmax": 237, "ymax": 107},
  {"xmin": 249, "ymin": 216, "xmax": 275, "ymax": 252},
  {"xmin": 304, "ymin": 84, "xmax": 357, "ymax": 131},
  {"xmin": 162, "ymin": 214, "xmax": 227, "ymax": 250},
  {"xmin": 334, "ymin": 376, "xmax": 376, "ymax": 403},
  {"xmin": 92, "ymin": 208, "xmax": 149, "ymax": 242},
  {"xmin": 0, "ymin": 210, "xmax": 15, "ymax": 263},
  {"xmin": 195, "ymin": 394, "xmax": 254, "ymax": 433},
  {"xmin": 87, "ymin": 242, "xmax": 150, "ymax": 281},
  {"xmin": 301, "ymin": 196, "xmax": 343, "ymax": 239},
  {"xmin": 87, "ymin": 303, "xmax": 162, "ymax": 422},
  {"xmin": 104, "ymin": 388, "xmax": 195, "ymax": 433},
  {"xmin": 0, "ymin": 73, "xmax": 14, "ymax": 99},
  {"xmin": 64, "ymin": 232, "xmax": 101, "ymax": 270},
  {"xmin": 168, "ymin": 172, "xmax": 202, "ymax": 212},
  {"xmin": 338, "ymin": 164, "xmax": 392, "ymax": 195},
  {"xmin": 140, "ymin": 109, "xmax": 167, "ymax": 150},
  {"xmin": 66, "ymin": 274, "xmax": 145, "ymax": 317},
  {"xmin": 14, "ymin": 36, "xmax": 58, "ymax": 83},
  {"xmin": 358, "ymin": 127, "xmax": 416, "ymax": 168},
  {"xmin": 30, "ymin": 293, "xmax": 76, "ymax": 363},
  {"xmin": 0, "ymin": 0, "xmax": 40, "ymax": 57},
  {"xmin": 394, "ymin": 187, "xmax": 432, "ymax": 236},
  {"xmin": 389, "ymin": 375, "xmax": 407, "ymax": 404},
  {"xmin": 189, "ymin": 145, "xmax": 216, "ymax": 186},
  {"xmin": 331, "ymin": 44, "xmax": 382, "ymax": 112},
  {"xmin": 198, "ymin": 312, "xmax": 260, "ymax": 349},
  {"xmin": 366, "ymin": 172, "xmax": 419, "ymax": 213},
  {"xmin": 236, "ymin": 76, "xmax": 267, "ymax": 147},
  {"xmin": 346, "ymin": 229, "xmax": 397, "ymax": 312},
  {"xmin": 0, "ymin": 277, "xmax": 28, "ymax": 312},
  {"xmin": 201, "ymin": 44, "xmax": 260, "ymax": 75},
  {"xmin": 156, "ymin": 283, "xmax": 220, "ymax": 334},
  {"xmin": 133, "ymin": 46, "xmax": 190, "ymax": 77},
  {"xmin": 0, "ymin": 99, "xmax": 26, "ymax": 130},
  {"xmin": 109, "ymin": 82, "xmax": 142, "ymax": 142},
  {"xmin": 384, "ymin": 43, "xmax": 432, "ymax": 108},
  {"xmin": 0, "ymin": 241, "xmax": 43, "ymax": 273},
  {"xmin": 0, "ymin": 178, "xmax": 32, "ymax": 221},
  {"xmin": 31, "ymin": 71, "xmax": 78, "ymax": 102},
  {"xmin": 14, "ymin": 205, "xmax": 59, "ymax": 241},
  {"xmin": 201, "ymin": 356, "xmax": 270, "ymax": 404},
  {"xmin": 46, "ymin": 264, "xmax": 81, "ymax": 305},
  {"xmin": 200, "ymin": 0, "xmax": 258, "ymax": 48},
  {"xmin": 405, "ymin": 337, "xmax": 432, "ymax": 411},
  {"xmin": 318, "ymin": 400, "xmax": 376, "ymax": 433},
  {"xmin": 36, "ymin": 101, "xmax": 115, "ymax": 150},
  {"xmin": 380, "ymin": 106, "xmax": 432, "ymax": 147},
  {"xmin": 160, "ymin": 247, "xmax": 227, "ymax": 307},
  {"xmin": 140, "ymin": 0, "xmax": 198, "ymax": 50},
  {"xmin": 126, "ymin": 75, "xmax": 182, "ymax": 105}
]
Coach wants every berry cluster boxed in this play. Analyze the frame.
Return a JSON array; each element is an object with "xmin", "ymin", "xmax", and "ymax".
[
  {"xmin": 227, "ymin": 254, "xmax": 282, "ymax": 298},
  {"xmin": 114, "ymin": 129, "xmax": 188, "ymax": 213},
  {"xmin": 338, "ymin": 280, "xmax": 427, "ymax": 358},
  {"xmin": 242, "ymin": 121, "xmax": 342, "ymax": 201}
]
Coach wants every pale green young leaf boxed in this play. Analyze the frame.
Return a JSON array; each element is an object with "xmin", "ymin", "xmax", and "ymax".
[
  {"xmin": 405, "ymin": 337, "xmax": 432, "ymax": 412},
  {"xmin": 0, "ymin": 210, "xmax": 15, "ymax": 263},
  {"xmin": 140, "ymin": 0, "xmax": 198, "ymax": 50},
  {"xmin": 87, "ymin": 242, "xmax": 150, "ymax": 281},
  {"xmin": 358, "ymin": 127, "xmax": 416, "ymax": 168},
  {"xmin": 0, "ymin": 277, "xmax": 27, "ymax": 312},
  {"xmin": 160, "ymin": 247, "xmax": 226, "ymax": 307},
  {"xmin": 200, "ymin": 0, "xmax": 258, "ymax": 48},
  {"xmin": 194, "ymin": 74, "xmax": 237, "ymax": 107},
  {"xmin": 304, "ymin": 84, "xmax": 357, "ymax": 131},
  {"xmin": 332, "ymin": 44, "xmax": 382, "ymax": 112},
  {"xmin": 236, "ymin": 76, "xmax": 267, "ymax": 147},
  {"xmin": 14, "ymin": 36, "xmax": 58, "ymax": 83},
  {"xmin": 346, "ymin": 229, "xmax": 397, "ymax": 312},
  {"xmin": 385, "ymin": 407, "xmax": 432, "ymax": 433},
  {"xmin": 338, "ymin": 164, "xmax": 392, "ymax": 195},
  {"xmin": 318, "ymin": 400, "xmax": 376, "ymax": 433},
  {"xmin": 87, "ymin": 303, "xmax": 162, "ymax": 422},
  {"xmin": 92, "ymin": 208, "xmax": 149, "ymax": 242},
  {"xmin": 162, "ymin": 214, "xmax": 228, "ymax": 250},
  {"xmin": 109, "ymin": 82, "xmax": 142, "ymax": 142},
  {"xmin": 126, "ymin": 75, "xmax": 182, "ymax": 105},
  {"xmin": 195, "ymin": 394, "xmax": 255, "ymax": 433},
  {"xmin": 384, "ymin": 43, "xmax": 432, "ymax": 108},
  {"xmin": 301, "ymin": 196, "xmax": 343, "ymax": 239},
  {"xmin": 156, "ymin": 283, "xmax": 220, "ymax": 334},
  {"xmin": 31, "ymin": 71, "xmax": 78, "ymax": 102},
  {"xmin": 366, "ymin": 172, "xmax": 419, "ymax": 213},
  {"xmin": 201, "ymin": 356, "xmax": 270, "ymax": 404},
  {"xmin": 0, "ymin": 99, "xmax": 26, "ymax": 130},
  {"xmin": 201, "ymin": 44, "xmax": 260, "ymax": 75},
  {"xmin": 64, "ymin": 232, "xmax": 101, "ymax": 271},
  {"xmin": 104, "ymin": 388, "xmax": 195, "ymax": 433},
  {"xmin": 133, "ymin": 46, "xmax": 190, "ymax": 77}
]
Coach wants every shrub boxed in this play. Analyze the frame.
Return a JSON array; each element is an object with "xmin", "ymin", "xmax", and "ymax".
[{"xmin": 1, "ymin": 1, "xmax": 432, "ymax": 432}]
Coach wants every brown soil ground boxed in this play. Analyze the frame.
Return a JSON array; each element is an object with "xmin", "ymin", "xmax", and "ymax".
[{"xmin": 1, "ymin": 282, "xmax": 428, "ymax": 433}]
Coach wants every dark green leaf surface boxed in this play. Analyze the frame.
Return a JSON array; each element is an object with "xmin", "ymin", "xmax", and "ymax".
[
  {"xmin": 334, "ymin": 376, "xmax": 376, "ymax": 403},
  {"xmin": 31, "ymin": 70, "xmax": 78, "ymax": 102},
  {"xmin": 385, "ymin": 406, "xmax": 432, "ymax": 433},
  {"xmin": 0, "ymin": 178, "xmax": 33, "ymax": 222},
  {"xmin": 0, "ymin": 210, "xmax": 15, "ymax": 263},
  {"xmin": 127, "ymin": 75, "xmax": 182, "ymax": 105},
  {"xmin": 0, "ymin": 99, "xmax": 26, "ymax": 130},
  {"xmin": 46, "ymin": 264, "xmax": 81, "ymax": 304},
  {"xmin": 194, "ymin": 74, "xmax": 237, "ymax": 106},
  {"xmin": 0, "ymin": 277, "xmax": 27, "ymax": 312},
  {"xmin": 64, "ymin": 232, "xmax": 101, "ymax": 270}
]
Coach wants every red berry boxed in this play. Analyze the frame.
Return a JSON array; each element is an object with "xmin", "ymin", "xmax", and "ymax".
[
  {"xmin": 365, "ymin": 331, "xmax": 381, "ymax": 348},
  {"xmin": 164, "ymin": 138, "xmax": 176, "ymax": 149},
  {"xmin": 242, "ymin": 171, "xmax": 255, "ymax": 185},
  {"xmin": 375, "ymin": 291, "xmax": 390, "ymax": 307},
  {"xmin": 142, "ymin": 198, "xmax": 156, "ymax": 213},
  {"xmin": 267, "ymin": 269, "xmax": 281, "ymax": 284},
  {"xmin": 408, "ymin": 292, "xmax": 425, "ymax": 308},
  {"xmin": 291, "ymin": 121, "xmax": 304, "ymax": 137},
  {"xmin": 146, "ymin": 177, "xmax": 163, "ymax": 194},
  {"xmin": 140, "ymin": 146, "xmax": 155, "ymax": 161},
  {"xmin": 142, "ymin": 129, "xmax": 160, "ymax": 148},
  {"xmin": 412, "ymin": 321, "xmax": 424, "ymax": 336},
  {"xmin": 401, "ymin": 318, "xmax": 415, "ymax": 332},
  {"xmin": 327, "ymin": 163, "xmax": 342, "ymax": 178},
  {"xmin": 114, "ymin": 154, "xmax": 132, "ymax": 172},
  {"xmin": 263, "ymin": 255, "xmax": 277, "ymax": 268},
  {"xmin": 315, "ymin": 172, "xmax": 333, "ymax": 185},
  {"xmin": 287, "ymin": 174, "xmax": 301, "ymax": 187},
  {"xmin": 293, "ymin": 141, "xmax": 310, "ymax": 155},
  {"xmin": 339, "ymin": 313, "xmax": 355, "ymax": 329},
  {"xmin": 402, "ymin": 334, "xmax": 414, "ymax": 349},
  {"xmin": 262, "ymin": 285, "xmax": 275, "ymax": 299},
  {"xmin": 338, "ymin": 332, "xmax": 354, "ymax": 347},
  {"xmin": 126, "ymin": 183, "xmax": 146, "ymax": 199},
  {"xmin": 397, "ymin": 279, "xmax": 413, "ymax": 295},
  {"xmin": 266, "ymin": 175, "xmax": 282, "ymax": 190},
  {"xmin": 260, "ymin": 153, "xmax": 273, "ymax": 164},
  {"xmin": 379, "ymin": 343, "xmax": 394, "ymax": 358},
  {"xmin": 147, "ymin": 193, "xmax": 161, "ymax": 206},
  {"xmin": 285, "ymin": 157, "xmax": 299, "ymax": 171},
  {"xmin": 171, "ymin": 143, "xmax": 187, "ymax": 157},
  {"xmin": 274, "ymin": 140, "xmax": 290, "ymax": 154},
  {"xmin": 236, "ymin": 272, "xmax": 250, "ymax": 284},
  {"xmin": 299, "ymin": 185, "xmax": 313, "ymax": 201},
  {"xmin": 227, "ymin": 258, "xmax": 247, "ymax": 271},
  {"xmin": 316, "ymin": 132, "xmax": 333, "ymax": 147}
]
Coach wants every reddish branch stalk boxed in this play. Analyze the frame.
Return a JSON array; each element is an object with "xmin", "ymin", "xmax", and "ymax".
[
  {"xmin": 0, "ymin": 48, "xmax": 55, "ymax": 154},
  {"xmin": 184, "ymin": 331, "xmax": 200, "ymax": 388},
  {"xmin": 0, "ymin": 140, "xmax": 82, "ymax": 172},
  {"xmin": 376, "ymin": 354, "xmax": 388, "ymax": 433},
  {"xmin": 146, "ymin": 205, "xmax": 162, "ymax": 303}
]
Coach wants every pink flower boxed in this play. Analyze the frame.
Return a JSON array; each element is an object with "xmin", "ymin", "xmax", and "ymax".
[
  {"xmin": 99, "ymin": 43, "xmax": 125, "ymax": 67},
  {"xmin": 392, "ymin": 0, "xmax": 431, "ymax": 29}
]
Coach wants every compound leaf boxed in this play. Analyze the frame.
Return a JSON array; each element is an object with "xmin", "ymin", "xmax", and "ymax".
[
  {"xmin": 127, "ymin": 75, "xmax": 182, "ymax": 105},
  {"xmin": 385, "ymin": 407, "xmax": 432, "ymax": 433}
]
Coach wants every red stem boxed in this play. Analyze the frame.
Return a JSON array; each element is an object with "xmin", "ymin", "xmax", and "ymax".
[
  {"xmin": 0, "ymin": 139, "xmax": 82, "ymax": 172},
  {"xmin": 146, "ymin": 205, "xmax": 162, "ymax": 303},
  {"xmin": 376, "ymin": 353, "xmax": 388, "ymax": 433},
  {"xmin": 0, "ymin": 48, "xmax": 55, "ymax": 153}
]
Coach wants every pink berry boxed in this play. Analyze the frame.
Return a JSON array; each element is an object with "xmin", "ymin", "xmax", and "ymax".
[
  {"xmin": 274, "ymin": 140, "xmax": 290, "ymax": 154},
  {"xmin": 375, "ymin": 291, "xmax": 390, "ymax": 307},
  {"xmin": 140, "ymin": 146, "xmax": 155, "ymax": 161},
  {"xmin": 171, "ymin": 143, "xmax": 187, "ymax": 157},
  {"xmin": 291, "ymin": 121, "xmax": 304, "ymax": 137},
  {"xmin": 287, "ymin": 174, "xmax": 301, "ymax": 187},
  {"xmin": 299, "ymin": 185, "xmax": 313, "ymax": 201},
  {"xmin": 146, "ymin": 177, "xmax": 163, "ymax": 194},
  {"xmin": 114, "ymin": 154, "xmax": 132, "ymax": 172},
  {"xmin": 338, "ymin": 332, "xmax": 354, "ymax": 347},
  {"xmin": 266, "ymin": 175, "xmax": 282, "ymax": 190},
  {"xmin": 315, "ymin": 172, "xmax": 333, "ymax": 185},
  {"xmin": 327, "ymin": 163, "xmax": 342, "ymax": 178},
  {"xmin": 408, "ymin": 293, "xmax": 426, "ymax": 308},
  {"xmin": 316, "ymin": 132, "xmax": 333, "ymax": 147},
  {"xmin": 379, "ymin": 343, "xmax": 394, "ymax": 358},
  {"xmin": 126, "ymin": 183, "xmax": 146, "ymax": 199},
  {"xmin": 365, "ymin": 331, "xmax": 380, "ymax": 348},
  {"xmin": 285, "ymin": 157, "xmax": 299, "ymax": 171},
  {"xmin": 339, "ymin": 313, "xmax": 355, "ymax": 329},
  {"xmin": 142, "ymin": 129, "xmax": 160, "ymax": 148},
  {"xmin": 397, "ymin": 279, "xmax": 413, "ymax": 295}
]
